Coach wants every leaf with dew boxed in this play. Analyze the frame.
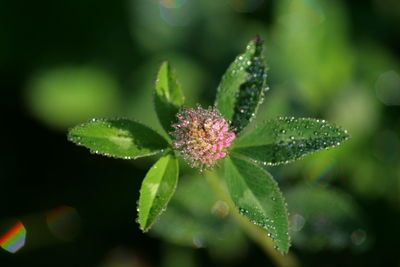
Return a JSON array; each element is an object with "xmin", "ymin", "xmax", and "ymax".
[
  {"xmin": 232, "ymin": 117, "xmax": 350, "ymax": 166},
  {"xmin": 215, "ymin": 37, "xmax": 268, "ymax": 133},
  {"xmin": 224, "ymin": 154, "xmax": 291, "ymax": 253},
  {"xmin": 68, "ymin": 118, "xmax": 169, "ymax": 159}
]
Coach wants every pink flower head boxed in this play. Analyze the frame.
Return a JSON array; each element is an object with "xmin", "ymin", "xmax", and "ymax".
[{"xmin": 171, "ymin": 106, "xmax": 236, "ymax": 171}]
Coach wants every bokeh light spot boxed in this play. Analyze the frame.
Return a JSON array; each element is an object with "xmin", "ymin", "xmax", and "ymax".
[
  {"xmin": 46, "ymin": 206, "xmax": 81, "ymax": 241},
  {"xmin": 0, "ymin": 220, "xmax": 27, "ymax": 253},
  {"xmin": 375, "ymin": 70, "xmax": 400, "ymax": 106},
  {"xmin": 289, "ymin": 214, "xmax": 306, "ymax": 232},
  {"xmin": 351, "ymin": 229, "xmax": 367, "ymax": 246},
  {"xmin": 25, "ymin": 66, "xmax": 119, "ymax": 129},
  {"xmin": 192, "ymin": 233, "xmax": 206, "ymax": 248},
  {"xmin": 160, "ymin": 0, "xmax": 186, "ymax": 9},
  {"xmin": 159, "ymin": 5, "xmax": 191, "ymax": 27},
  {"xmin": 211, "ymin": 200, "xmax": 230, "ymax": 218}
]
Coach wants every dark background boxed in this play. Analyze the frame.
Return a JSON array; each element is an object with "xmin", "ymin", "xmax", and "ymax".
[{"xmin": 1, "ymin": 0, "xmax": 399, "ymax": 266}]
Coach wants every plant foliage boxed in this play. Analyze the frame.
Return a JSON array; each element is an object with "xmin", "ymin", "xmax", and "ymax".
[{"xmin": 68, "ymin": 37, "xmax": 349, "ymax": 254}]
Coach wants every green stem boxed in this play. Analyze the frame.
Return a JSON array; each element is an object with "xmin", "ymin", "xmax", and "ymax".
[{"xmin": 204, "ymin": 170, "xmax": 300, "ymax": 267}]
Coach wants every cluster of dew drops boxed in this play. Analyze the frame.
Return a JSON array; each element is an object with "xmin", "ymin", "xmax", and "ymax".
[
  {"xmin": 249, "ymin": 117, "xmax": 349, "ymax": 167},
  {"xmin": 229, "ymin": 42, "xmax": 270, "ymax": 132},
  {"xmin": 70, "ymin": 118, "xmax": 166, "ymax": 160},
  {"xmin": 238, "ymin": 205, "xmax": 290, "ymax": 252}
]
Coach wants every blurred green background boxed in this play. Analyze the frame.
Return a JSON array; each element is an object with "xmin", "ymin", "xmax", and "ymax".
[{"xmin": 1, "ymin": 0, "xmax": 399, "ymax": 266}]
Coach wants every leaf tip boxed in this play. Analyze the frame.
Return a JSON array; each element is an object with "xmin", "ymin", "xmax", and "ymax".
[
  {"xmin": 137, "ymin": 206, "xmax": 152, "ymax": 233},
  {"xmin": 67, "ymin": 125, "xmax": 80, "ymax": 144},
  {"xmin": 139, "ymin": 223, "xmax": 150, "ymax": 233},
  {"xmin": 160, "ymin": 60, "xmax": 169, "ymax": 69},
  {"xmin": 344, "ymin": 129, "xmax": 351, "ymax": 140},
  {"xmin": 337, "ymin": 126, "xmax": 351, "ymax": 145}
]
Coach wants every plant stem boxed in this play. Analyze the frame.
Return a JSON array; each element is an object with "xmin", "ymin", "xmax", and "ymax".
[{"xmin": 204, "ymin": 170, "xmax": 300, "ymax": 267}]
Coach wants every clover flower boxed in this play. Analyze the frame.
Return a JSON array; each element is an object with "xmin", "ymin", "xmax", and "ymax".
[{"xmin": 171, "ymin": 106, "xmax": 236, "ymax": 170}]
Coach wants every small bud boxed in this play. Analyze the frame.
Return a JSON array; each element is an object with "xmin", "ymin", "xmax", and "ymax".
[{"xmin": 171, "ymin": 106, "xmax": 236, "ymax": 171}]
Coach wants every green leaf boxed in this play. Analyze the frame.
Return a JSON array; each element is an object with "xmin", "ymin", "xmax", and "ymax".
[
  {"xmin": 138, "ymin": 152, "xmax": 179, "ymax": 232},
  {"xmin": 154, "ymin": 61, "xmax": 185, "ymax": 134},
  {"xmin": 215, "ymin": 37, "xmax": 268, "ymax": 133},
  {"xmin": 68, "ymin": 118, "xmax": 168, "ymax": 159},
  {"xmin": 232, "ymin": 117, "xmax": 350, "ymax": 166},
  {"xmin": 224, "ymin": 154, "xmax": 290, "ymax": 253}
]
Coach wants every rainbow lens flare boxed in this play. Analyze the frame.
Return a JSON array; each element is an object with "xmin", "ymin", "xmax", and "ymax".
[
  {"xmin": 0, "ymin": 220, "xmax": 27, "ymax": 253},
  {"xmin": 304, "ymin": 158, "xmax": 337, "ymax": 186},
  {"xmin": 46, "ymin": 206, "xmax": 80, "ymax": 241}
]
